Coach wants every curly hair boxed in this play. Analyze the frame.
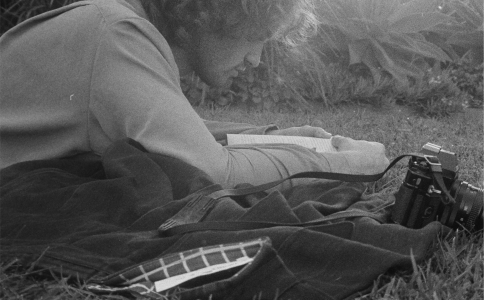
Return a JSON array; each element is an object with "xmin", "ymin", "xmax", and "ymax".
[{"xmin": 140, "ymin": 0, "xmax": 318, "ymax": 47}]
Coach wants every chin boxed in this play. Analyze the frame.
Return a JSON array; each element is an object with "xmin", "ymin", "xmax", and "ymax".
[
  {"xmin": 191, "ymin": 62, "xmax": 233, "ymax": 87},
  {"xmin": 200, "ymin": 75, "xmax": 231, "ymax": 88}
]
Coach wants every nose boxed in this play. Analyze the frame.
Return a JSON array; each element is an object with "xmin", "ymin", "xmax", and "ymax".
[
  {"xmin": 245, "ymin": 53, "xmax": 261, "ymax": 68},
  {"xmin": 244, "ymin": 43, "xmax": 263, "ymax": 68}
]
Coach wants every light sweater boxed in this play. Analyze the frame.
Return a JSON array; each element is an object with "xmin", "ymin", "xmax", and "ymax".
[{"xmin": 0, "ymin": 0, "xmax": 344, "ymax": 189}]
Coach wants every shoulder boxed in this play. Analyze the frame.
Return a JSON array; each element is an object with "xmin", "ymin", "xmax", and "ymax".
[
  {"xmin": 89, "ymin": 0, "xmax": 178, "ymax": 74},
  {"xmin": 38, "ymin": 0, "xmax": 156, "ymax": 33},
  {"xmin": 89, "ymin": 0, "xmax": 171, "ymax": 52},
  {"xmin": 87, "ymin": 0, "xmax": 149, "ymax": 26}
]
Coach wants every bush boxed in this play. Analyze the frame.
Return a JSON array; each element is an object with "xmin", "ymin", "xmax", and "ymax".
[
  {"xmin": 314, "ymin": 0, "xmax": 453, "ymax": 82},
  {"xmin": 448, "ymin": 59, "xmax": 483, "ymax": 108},
  {"xmin": 395, "ymin": 69, "xmax": 473, "ymax": 117}
]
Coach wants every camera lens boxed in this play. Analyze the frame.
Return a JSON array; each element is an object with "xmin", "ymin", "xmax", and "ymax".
[{"xmin": 445, "ymin": 180, "xmax": 483, "ymax": 231}]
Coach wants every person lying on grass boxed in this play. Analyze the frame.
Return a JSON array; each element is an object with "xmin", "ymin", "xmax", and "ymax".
[{"xmin": 0, "ymin": 0, "xmax": 389, "ymax": 190}]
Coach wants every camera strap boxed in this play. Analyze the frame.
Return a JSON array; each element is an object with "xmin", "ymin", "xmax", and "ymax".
[
  {"xmin": 159, "ymin": 153, "xmax": 454, "ymax": 236},
  {"xmin": 421, "ymin": 155, "xmax": 455, "ymax": 204}
]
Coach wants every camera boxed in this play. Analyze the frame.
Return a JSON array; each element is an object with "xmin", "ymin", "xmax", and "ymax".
[{"xmin": 392, "ymin": 143, "xmax": 483, "ymax": 232}]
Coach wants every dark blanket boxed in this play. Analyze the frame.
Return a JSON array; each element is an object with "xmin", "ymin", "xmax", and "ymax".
[{"xmin": 0, "ymin": 139, "xmax": 447, "ymax": 300}]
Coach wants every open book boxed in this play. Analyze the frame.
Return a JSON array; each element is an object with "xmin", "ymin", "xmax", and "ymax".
[{"xmin": 227, "ymin": 134, "xmax": 337, "ymax": 153}]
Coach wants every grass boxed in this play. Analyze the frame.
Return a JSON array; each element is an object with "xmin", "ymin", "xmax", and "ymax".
[
  {"xmin": 0, "ymin": 259, "xmax": 108, "ymax": 299},
  {"xmin": 1, "ymin": 103, "xmax": 483, "ymax": 299}
]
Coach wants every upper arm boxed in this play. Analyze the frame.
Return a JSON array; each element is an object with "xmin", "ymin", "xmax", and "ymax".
[{"xmin": 89, "ymin": 17, "xmax": 228, "ymax": 175}]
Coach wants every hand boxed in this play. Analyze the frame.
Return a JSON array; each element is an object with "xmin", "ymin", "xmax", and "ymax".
[
  {"xmin": 330, "ymin": 135, "xmax": 390, "ymax": 175},
  {"xmin": 268, "ymin": 125, "xmax": 332, "ymax": 139}
]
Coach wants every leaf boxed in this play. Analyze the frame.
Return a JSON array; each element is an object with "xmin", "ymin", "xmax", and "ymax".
[
  {"xmin": 339, "ymin": 21, "xmax": 371, "ymax": 40},
  {"xmin": 447, "ymin": 30, "xmax": 484, "ymax": 48},
  {"xmin": 392, "ymin": 57, "xmax": 426, "ymax": 78},
  {"xmin": 216, "ymin": 96, "xmax": 230, "ymax": 106},
  {"xmin": 413, "ymin": 40, "xmax": 451, "ymax": 61},
  {"xmin": 369, "ymin": 39, "xmax": 402, "ymax": 80},
  {"xmin": 316, "ymin": 0, "xmax": 345, "ymax": 25},
  {"xmin": 470, "ymin": 0, "xmax": 483, "ymax": 18},
  {"xmin": 231, "ymin": 78, "xmax": 247, "ymax": 90},
  {"xmin": 423, "ymin": 31, "xmax": 460, "ymax": 60},
  {"xmin": 356, "ymin": 0, "xmax": 373, "ymax": 21},
  {"xmin": 374, "ymin": 0, "xmax": 400, "ymax": 21},
  {"xmin": 369, "ymin": 39, "xmax": 425, "ymax": 82},
  {"xmin": 387, "ymin": 32, "xmax": 412, "ymax": 47},
  {"xmin": 388, "ymin": 0, "xmax": 439, "ymax": 23},
  {"xmin": 357, "ymin": 0, "xmax": 399, "ymax": 22},
  {"xmin": 450, "ymin": 0, "xmax": 482, "ymax": 28},
  {"xmin": 393, "ymin": 35, "xmax": 451, "ymax": 61},
  {"xmin": 394, "ymin": 36, "xmax": 451, "ymax": 62},
  {"xmin": 357, "ymin": 18, "xmax": 389, "ymax": 39},
  {"xmin": 317, "ymin": 26, "xmax": 351, "ymax": 51},
  {"xmin": 239, "ymin": 92, "xmax": 249, "ymax": 102},
  {"xmin": 348, "ymin": 40, "xmax": 370, "ymax": 65},
  {"xmin": 247, "ymin": 71, "xmax": 255, "ymax": 83},
  {"xmin": 429, "ymin": 22, "xmax": 466, "ymax": 38},
  {"xmin": 390, "ymin": 12, "xmax": 453, "ymax": 33},
  {"xmin": 282, "ymin": 89, "xmax": 291, "ymax": 100}
]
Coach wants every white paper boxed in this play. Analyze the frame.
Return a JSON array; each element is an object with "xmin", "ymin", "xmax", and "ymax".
[{"xmin": 227, "ymin": 134, "xmax": 337, "ymax": 153}]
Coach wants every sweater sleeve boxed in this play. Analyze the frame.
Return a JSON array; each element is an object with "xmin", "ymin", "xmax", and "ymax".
[{"xmin": 89, "ymin": 17, "xmax": 346, "ymax": 190}]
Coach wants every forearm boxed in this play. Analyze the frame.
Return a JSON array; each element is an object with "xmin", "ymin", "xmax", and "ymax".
[
  {"xmin": 218, "ymin": 144, "xmax": 334, "ymax": 189},
  {"xmin": 218, "ymin": 144, "xmax": 374, "ymax": 190}
]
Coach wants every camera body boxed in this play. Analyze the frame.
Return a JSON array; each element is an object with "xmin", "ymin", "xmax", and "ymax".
[{"xmin": 392, "ymin": 143, "xmax": 483, "ymax": 231}]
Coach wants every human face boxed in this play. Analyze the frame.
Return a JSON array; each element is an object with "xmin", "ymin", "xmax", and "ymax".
[{"xmin": 187, "ymin": 32, "xmax": 265, "ymax": 88}]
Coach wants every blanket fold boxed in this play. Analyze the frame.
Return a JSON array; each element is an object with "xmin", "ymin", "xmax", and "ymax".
[{"xmin": 0, "ymin": 139, "xmax": 446, "ymax": 300}]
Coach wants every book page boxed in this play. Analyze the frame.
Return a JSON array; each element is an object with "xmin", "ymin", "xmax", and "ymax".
[{"xmin": 227, "ymin": 134, "xmax": 337, "ymax": 153}]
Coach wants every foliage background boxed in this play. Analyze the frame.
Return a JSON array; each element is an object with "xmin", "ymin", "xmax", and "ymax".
[{"xmin": 2, "ymin": 0, "xmax": 482, "ymax": 115}]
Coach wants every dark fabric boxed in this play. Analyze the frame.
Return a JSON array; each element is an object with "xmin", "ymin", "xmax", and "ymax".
[{"xmin": 0, "ymin": 139, "xmax": 447, "ymax": 299}]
